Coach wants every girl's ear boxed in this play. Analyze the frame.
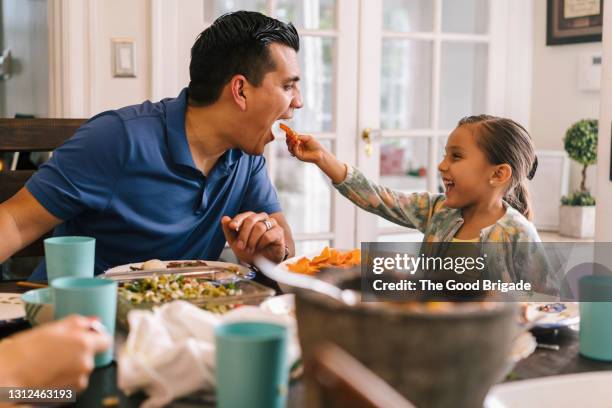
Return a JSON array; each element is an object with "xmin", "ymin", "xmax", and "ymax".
[
  {"xmin": 229, "ymin": 75, "xmax": 248, "ymax": 111},
  {"xmin": 490, "ymin": 164, "xmax": 512, "ymax": 186}
]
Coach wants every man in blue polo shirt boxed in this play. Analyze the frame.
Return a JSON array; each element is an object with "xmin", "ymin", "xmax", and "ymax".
[{"xmin": 0, "ymin": 11, "xmax": 302, "ymax": 278}]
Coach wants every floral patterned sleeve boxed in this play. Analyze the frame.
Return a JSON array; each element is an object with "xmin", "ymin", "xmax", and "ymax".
[{"xmin": 333, "ymin": 165, "xmax": 444, "ymax": 233}]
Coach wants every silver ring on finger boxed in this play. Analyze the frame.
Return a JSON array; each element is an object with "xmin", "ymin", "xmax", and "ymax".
[{"xmin": 262, "ymin": 219, "xmax": 273, "ymax": 231}]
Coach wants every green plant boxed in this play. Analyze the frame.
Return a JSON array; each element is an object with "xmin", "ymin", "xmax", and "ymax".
[
  {"xmin": 561, "ymin": 191, "xmax": 596, "ymax": 206},
  {"xmin": 561, "ymin": 119, "xmax": 598, "ymax": 206}
]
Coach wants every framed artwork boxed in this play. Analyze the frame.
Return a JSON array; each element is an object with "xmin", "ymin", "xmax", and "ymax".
[{"xmin": 547, "ymin": 0, "xmax": 604, "ymax": 45}]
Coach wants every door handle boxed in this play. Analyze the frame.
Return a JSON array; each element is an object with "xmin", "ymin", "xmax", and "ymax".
[
  {"xmin": 0, "ymin": 49, "xmax": 11, "ymax": 80},
  {"xmin": 361, "ymin": 128, "xmax": 381, "ymax": 157}
]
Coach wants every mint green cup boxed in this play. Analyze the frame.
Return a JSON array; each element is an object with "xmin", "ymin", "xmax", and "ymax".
[
  {"xmin": 52, "ymin": 277, "xmax": 117, "ymax": 367},
  {"xmin": 215, "ymin": 322, "xmax": 289, "ymax": 408},
  {"xmin": 44, "ymin": 236, "xmax": 95, "ymax": 283},
  {"xmin": 579, "ymin": 275, "xmax": 612, "ymax": 361}
]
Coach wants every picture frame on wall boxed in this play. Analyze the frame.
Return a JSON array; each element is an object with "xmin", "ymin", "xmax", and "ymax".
[{"xmin": 547, "ymin": 0, "xmax": 604, "ymax": 45}]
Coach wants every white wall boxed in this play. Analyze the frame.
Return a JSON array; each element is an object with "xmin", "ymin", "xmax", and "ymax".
[
  {"xmin": 89, "ymin": 0, "xmax": 151, "ymax": 114},
  {"xmin": 53, "ymin": 0, "xmax": 151, "ymax": 118},
  {"xmin": 595, "ymin": 0, "xmax": 612, "ymax": 241},
  {"xmin": 529, "ymin": 0, "xmax": 601, "ymax": 194}
]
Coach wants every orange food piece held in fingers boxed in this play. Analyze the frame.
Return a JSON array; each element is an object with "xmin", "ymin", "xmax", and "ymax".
[{"xmin": 279, "ymin": 123, "xmax": 300, "ymax": 143}]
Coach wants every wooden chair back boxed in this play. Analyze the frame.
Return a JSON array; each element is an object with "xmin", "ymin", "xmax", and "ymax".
[{"xmin": 0, "ymin": 118, "xmax": 86, "ymax": 257}]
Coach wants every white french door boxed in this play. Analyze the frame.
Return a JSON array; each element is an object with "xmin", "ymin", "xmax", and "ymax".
[
  {"xmin": 153, "ymin": 0, "xmax": 532, "ymax": 251},
  {"xmin": 355, "ymin": 0, "xmax": 533, "ymax": 244}
]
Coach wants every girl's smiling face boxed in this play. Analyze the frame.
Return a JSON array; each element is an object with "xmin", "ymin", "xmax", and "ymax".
[{"xmin": 438, "ymin": 125, "xmax": 499, "ymax": 208}]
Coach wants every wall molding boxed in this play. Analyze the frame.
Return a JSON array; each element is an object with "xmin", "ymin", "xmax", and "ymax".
[
  {"xmin": 48, "ymin": 0, "xmax": 94, "ymax": 118},
  {"xmin": 488, "ymin": 0, "xmax": 533, "ymax": 128}
]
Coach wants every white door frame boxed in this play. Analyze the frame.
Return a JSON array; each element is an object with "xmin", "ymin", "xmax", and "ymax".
[{"xmin": 48, "ymin": 0, "xmax": 102, "ymax": 118}]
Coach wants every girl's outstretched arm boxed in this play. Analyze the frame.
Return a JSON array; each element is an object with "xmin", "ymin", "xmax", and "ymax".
[
  {"xmin": 282, "ymin": 125, "xmax": 444, "ymax": 232},
  {"xmin": 283, "ymin": 125, "xmax": 347, "ymax": 184}
]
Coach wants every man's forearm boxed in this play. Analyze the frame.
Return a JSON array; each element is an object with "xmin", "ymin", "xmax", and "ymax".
[
  {"xmin": 0, "ymin": 206, "xmax": 24, "ymax": 263},
  {"xmin": 0, "ymin": 189, "xmax": 62, "ymax": 263}
]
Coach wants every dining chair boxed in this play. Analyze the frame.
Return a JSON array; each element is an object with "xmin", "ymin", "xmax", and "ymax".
[
  {"xmin": 307, "ymin": 342, "xmax": 416, "ymax": 408},
  {"xmin": 0, "ymin": 118, "xmax": 85, "ymax": 263}
]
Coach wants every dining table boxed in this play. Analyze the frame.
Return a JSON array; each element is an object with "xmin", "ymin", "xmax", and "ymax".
[{"xmin": 1, "ymin": 279, "xmax": 612, "ymax": 407}]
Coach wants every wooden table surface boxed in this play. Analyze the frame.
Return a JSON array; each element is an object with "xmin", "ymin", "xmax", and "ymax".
[{"xmin": 2, "ymin": 280, "xmax": 611, "ymax": 407}]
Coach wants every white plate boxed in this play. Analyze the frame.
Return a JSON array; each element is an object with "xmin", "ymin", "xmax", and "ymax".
[
  {"xmin": 0, "ymin": 293, "xmax": 26, "ymax": 325},
  {"xmin": 523, "ymin": 302, "xmax": 579, "ymax": 329},
  {"xmin": 104, "ymin": 259, "xmax": 254, "ymax": 280},
  {"xmin": 485, "ymin": 371, "xmax": 612, "ymax": 408}
]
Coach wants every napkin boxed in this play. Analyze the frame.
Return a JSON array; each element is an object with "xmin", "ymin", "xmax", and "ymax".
[{"xmin": 117, "ymin": 301, "xmax": 299, "ymax": 408}]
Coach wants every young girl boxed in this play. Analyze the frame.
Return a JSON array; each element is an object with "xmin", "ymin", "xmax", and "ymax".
[{"xmin": 285, "ymin": 115, "xmax": 557, "ymax": 292}]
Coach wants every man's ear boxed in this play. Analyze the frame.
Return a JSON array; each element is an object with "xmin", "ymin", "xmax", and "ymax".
[
  {"xmin": 491, "ymin": 164, "xmax": 512, "ymax": 186},
  {"xmin": 230, "ymin": 75, "xmax": 248, "ymax": 111}
]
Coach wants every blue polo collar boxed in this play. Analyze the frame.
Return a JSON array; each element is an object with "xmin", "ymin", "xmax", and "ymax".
[{"xmin": 164, "ymin": 88, "xmax": 243, "ymax": 176}]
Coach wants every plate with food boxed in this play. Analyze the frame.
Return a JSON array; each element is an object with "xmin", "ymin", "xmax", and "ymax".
[
  {"xmin": 114, "ymin": 273, "xmax": 275, "ymax": 328},
  {"xmin": 521, "ymin": 302, "xmax": 579, "ymax": 330},
  {"xmin": 103, "ymin": 259, "xmax": 255, "ymax": 283},
  {"xmin": 282, "ymin": 247, "xmax": 361, "ymax": 275},
  {"xmin": 276, "ymin": 247, "xmax": 361, "ymax": 293}
]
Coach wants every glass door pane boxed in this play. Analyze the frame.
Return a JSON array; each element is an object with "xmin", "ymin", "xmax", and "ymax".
[
  {"xmin": 383, "ymin": 0, "xmax": 434, "ymax": 32},
  {"xmin": 378, "ymin": 137, "xmax": 429, "ymax": 228},
  {"xmin": 272, "ymin": 138, "xmax": 332, "ymax": 234},
  {"xmin": 291, "ymin": 36, "xmax": 335, "ymax": 132},
  {"xmin": 276, "ymin": 0, "xmax": 336, "ymax": 29},
  {"xmin": 442, "ymin": 0, "xmax": 489, "ymax": 34},
  {"xmin": 381, "ymin": 39, "xmax": 432, "ymax": 129},
  {"xmin": 439, "ymin": 41, "xmax": 488, "ymax": 129},
  {"xmin": 204, "ymin": 0, "xmax": 267, "ymax": 21}
]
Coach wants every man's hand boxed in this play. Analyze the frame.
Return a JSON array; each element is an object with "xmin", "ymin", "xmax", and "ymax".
[{"xmin": 221, "ymin": 211, "xmax": 286, "ymax": 264}]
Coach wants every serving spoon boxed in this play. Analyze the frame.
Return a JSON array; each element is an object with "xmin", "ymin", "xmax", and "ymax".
[{"xmin": 254, "ymin": 256, "xmax": 359, "ymax": 306}]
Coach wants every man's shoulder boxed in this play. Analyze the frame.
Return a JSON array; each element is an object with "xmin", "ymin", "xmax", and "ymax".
[
  {"xmin": 241, "ymin": 153, "xmax": 267, "ymax": 171},
  {"xmin": 113, "ymin": 99, "xmax": 166, "ymax": 122},
  {"xmin": 84, "ymin": 99, "xmax": 167, "ymax": 142}
]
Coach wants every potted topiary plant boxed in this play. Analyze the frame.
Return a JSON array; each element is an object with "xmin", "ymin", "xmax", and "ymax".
[{"xmin": 559, "ymin": 119, "xmax": 597, "ymax": 238}]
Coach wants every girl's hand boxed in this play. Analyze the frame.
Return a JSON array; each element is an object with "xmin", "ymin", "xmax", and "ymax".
[
  {"xmin": 281, "ymin": 123, "xmax": 347, "ymax": 184},
  {"xmin": 286, "ymin": 133, "xmax": 326, "ymax": 164}
]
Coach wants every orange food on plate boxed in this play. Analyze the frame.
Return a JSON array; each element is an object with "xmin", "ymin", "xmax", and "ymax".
[{"xmin": 286, "ymin": 247, "xmax": 361, "ymax": 275}]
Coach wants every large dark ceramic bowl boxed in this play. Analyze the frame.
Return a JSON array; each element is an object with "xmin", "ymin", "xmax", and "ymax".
[{"xmin": 295, "ymin": 267, "xmax": 518, "ymax": 408}]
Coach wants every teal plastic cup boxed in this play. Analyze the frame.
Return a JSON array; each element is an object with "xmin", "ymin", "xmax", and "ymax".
[
  {"xmin": 44, "ymin": 236, "xmax": 95, "ymax": 283},
  {"xmin": 52, "ymin": 277, "xmax": 117, "ymax": 367},
  {"xmin": 215, "ymin": 322, "xmax": 289, "ymax": 408},
  {"xmin": 579, "ymin": 275, "xmax": 612, "ymax": 361}
]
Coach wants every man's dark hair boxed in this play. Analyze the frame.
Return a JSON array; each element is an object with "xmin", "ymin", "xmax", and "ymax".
[{"xmin": 188, "ymin": 11, "xmax": 299, "ymax": 106}]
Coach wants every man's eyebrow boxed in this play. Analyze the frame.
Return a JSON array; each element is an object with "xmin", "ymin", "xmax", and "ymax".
[{"xmin": 284, "ymin": 76, "xmax": 300, "ymax": 83}]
